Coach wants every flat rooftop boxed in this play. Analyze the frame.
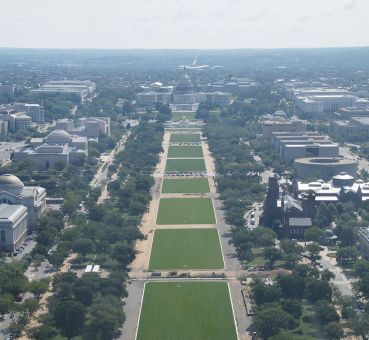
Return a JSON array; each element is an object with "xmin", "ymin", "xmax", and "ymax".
[
  {"xmin": 0, "ymin": 204, "xmax": 27, "ymax": 222},
  {"xmin": 352, "ymin": 117, "xmax": 369, "ymax": 126},
  {"xmin": 294, "ymin": 157, "xmax": 357, "ymax": 165}
]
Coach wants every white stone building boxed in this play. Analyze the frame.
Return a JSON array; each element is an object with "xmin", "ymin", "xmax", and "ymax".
[
  {"xmin": 0, "ymin": 174, "xmax": 47, "ymax": 230},
  {"xmin": 14, "ymin": 129, "xmax": 88, "ymax": 170},
  {"xmin": 0, "ymin": 204, "xmax": 28, "ymax": 252}
]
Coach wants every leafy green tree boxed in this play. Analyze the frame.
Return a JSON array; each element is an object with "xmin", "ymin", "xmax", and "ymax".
[
  {"xmin": 280, "ymin": 299, "xmax": 302, "ymax": 319},
  {"xmin": 53, "ymin": 272, "xmax": 78, "ymax": 299},
  {"xmin": 277, "ymin": 274, "xmax": 305, "ymax": 299},
  {"xmin": 263, "ymin": 247, "xmax": 282, "ymax": 268},
  {"xmin": 305, "ymin": 242, "xmax": 321, "ymax": 263},
  {"xmin": 0, "ymin": 294, "xmax": 14, "ymax": 317},
  {"xmin": 270, "ymin": 330, "xmax": 304, "ymax": 340},
  {"xmin": 350, "ymin": 313, "xmax": 369, "ymax": 338},
  {"xmin": 356, "ymin": 273, "xmax": 369, "ymax": 298},
  {"xmin": 280, "ymin": 239, "xmax": 303, "ymax": 254},
  {"xmin": 29, "ymin": 324, "xmax": 58, "ymax": 340},
  {"xmin": 0, "ymin": 262, "xmax": 28, "ymax": 296},
  {"xmin": 87, "ymin": 295, "xmax": 124, "ymax": 339},
  {"xmin": 73, "ymin": 238, "xmax": 95, "ymax": 257},
  {"xmin": 20, "ymin": 298, "xmax": 39, "ymax": 316},
  {"xmin": 292, "ymin": 264, "xmax": 320, "ymax": 279},
  {"xmin": 74, "ymin": 286, "xmax": 93, "ymax": 306},
  {"xmin": 336, "ymin": 246, "xmax": 358, "ymax": 265},
  {"xmin": 29, "ymin": 279, "xmax": 49, "ymax": 300},
  {"xmin": 48, "ymin": 251, "xmax": 65, "ymax": 269},
  {"xmin": 251, "ymin": 227, "xmax": 276, "ymax": 247},
  {"xmin": 353, "ymin": 259, "xmax": 369, "ymax": 278},
  {"xmin": 304, "ymin": 279, "xmax": 332, "ymax": 303},
  {"xmin": 253, "ymin": 306, "xmax": 293, "ymax": 339},
  {"xmin": 283, "ymin": 253, "xmax": 301, "ymax": 269},
  {"xmin": 321, "ymin": 269, "xmax": 335, "ymax": 282},
  {"xmin": 111, "ymin": 241, "xmax": 135, "ymax": 268},
  {"xmin": 340, "ymin": 225, "xmax": 358, "ymax": 246},
  {"xmin": 315, "ymin": 300, "xmax": 339, "ymax": 325},
  {"xmin": 253, "ymin": 280, "xmax": 281, "ymax": 306},
  {"xmin": 304, "ymin": 227, "xmax": 323, "ymax": 242},
  {"xmin": 62, "ymin": 191, "xmax": 82, "ymax": 216},
  {"xmin": 53, "ymin": 300, "xmax": 86, "ymax": 339},
  {"xmin": 339, "ymin": 295, "xmax": 357, "ymax": 319},
  {"xmin": 323, "ymin": 322, "xmax": 344, "ymax": 340},
  {"xmin": 315, "ymin": 203, "xmax": 336, "ymax": 228}
]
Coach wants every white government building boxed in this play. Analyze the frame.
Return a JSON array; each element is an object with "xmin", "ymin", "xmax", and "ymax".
[
  {"xmin": 31, "ymin": 80, "xmax": 96, "ymax": 98},
  {"xmin": 0, "ymin": 174, "xmax": 46, "ymax": 252},
  {"xmin": 14, "ymin": 129, "xmax": 88, "ymax": 170},
  {"xmin": 137, "ymin": 71, "xmax": 232, "ymax": 110},
  {"xmin": 286, "ymin": 86, "xmax": 369, "ymax": 115}
]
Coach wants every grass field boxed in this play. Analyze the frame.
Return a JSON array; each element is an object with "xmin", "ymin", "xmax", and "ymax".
[
  {"xmin": 136, "ymin": 282, "xmax": 238, "ymax": 340},
  {"xmin": 161, "ymin": 178, "xmax": 210, "ymax": 193},
  {"xmin": 149, "ymin": 229, "xmax": 224, "ymax": 270},
  {"xmin": 170, "ymin": 133, "xmax": 201, "ymax": 143},
  {"xmin": 165, "ymin": 159, "xmax": 206, "ymax": 171},
  {"xmin": 168, "ymin": 146, "xmax": 203, "ymax": 158},
  {"xmin": 156, "ymin": 198, "xmax": 216, "ymax": 224},
  {"xmin": 172, "ymin": 112, "xmax": 197, "ymax": 121}
]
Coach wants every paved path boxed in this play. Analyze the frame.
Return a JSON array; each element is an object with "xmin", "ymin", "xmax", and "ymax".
[
  {"xmin": 320, "ymin": 247, "xmax": 354, "ymax": 297},
  {"xmin": 90, "ymin": 132, "xmax": 130, "ymax": 188}
]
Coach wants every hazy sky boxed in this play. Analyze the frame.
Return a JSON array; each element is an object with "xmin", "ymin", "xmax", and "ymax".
[{"xmin": 0, "ymin": 0, "xmax": 368, "ymax": 49}]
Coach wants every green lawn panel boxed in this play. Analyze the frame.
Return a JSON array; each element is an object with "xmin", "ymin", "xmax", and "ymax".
[
  {"xmin": 157, "ymin": 198, "xmax": 216, "ymax": 225},
  {"xmin": 170, "ymin": 134, "xmax": 201, "ymax": 143},
  {"xmin": 168, "ymin": 146, "xmax": 203, "ymax": 158},
  {"xmin": 149, "ymin": 229, "xmax": 224, "ymax": 270},
  {"xmin": 137, "ymin": 281, "xmax": 238, "ymax": 340},
  {"xmin": 165, "ymin": 159, "xmax": 206, "ymax": 171},
  {"xmin": 161, "ymin": 178, "xmax": 210, "ymax": 193}
]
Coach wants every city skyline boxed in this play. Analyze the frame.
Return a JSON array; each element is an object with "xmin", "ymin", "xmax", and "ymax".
[{"xmin": 1, "ymin": 0, "xmax": 369, "ymax": 49}]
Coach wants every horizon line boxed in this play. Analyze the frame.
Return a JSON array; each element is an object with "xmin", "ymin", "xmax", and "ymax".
[{"xmin": 1, "ymin": 45, "xmax": 369, "ymax": 51}]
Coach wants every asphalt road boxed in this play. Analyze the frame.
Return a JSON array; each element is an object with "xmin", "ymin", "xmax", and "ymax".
[
  {"xmin": 119, "ymin": 280, "xmax": 146, "ymax": 340},
  {"xmin": 340, "ymin": 145, "xmax": 369, "ymax": 172}
]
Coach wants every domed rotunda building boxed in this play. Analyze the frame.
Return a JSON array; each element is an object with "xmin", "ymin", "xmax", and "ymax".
[
  {"xmin": 45, "ymin": 129, "xmax": 72, "ymax": 145},
  {"xmin": 13, "ymin": 128, "xmax": 88, "ymax": 170},
  {"xmin": 173, "ymin": 70, "xmax": 197, "ymax": 106},
  {"xmin": 0, "ymin": 174, "xmax": 46, "ymax": 252}
]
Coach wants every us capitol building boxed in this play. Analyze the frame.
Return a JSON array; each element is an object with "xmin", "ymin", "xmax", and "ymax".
[{"xmin": 137, "ymin": 70, "xmax": 232, "ymax": 110}]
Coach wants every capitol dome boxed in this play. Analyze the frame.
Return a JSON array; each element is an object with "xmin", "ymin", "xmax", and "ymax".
[
  {"xmin": 46, "ymin": 129, "xmax": 71, "ymax": 145},
  {"xmin": 175, "ymin": 73, "xmax": 193, "ymax": 93},
  {"xmin": 0, "ymin": 174, "xmax": 24, "ymax": 195}
]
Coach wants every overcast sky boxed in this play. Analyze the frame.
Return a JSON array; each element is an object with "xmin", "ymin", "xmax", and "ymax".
[{"xmin": 0, "ymin": 0, "xmax": 368, "ymax": 49}]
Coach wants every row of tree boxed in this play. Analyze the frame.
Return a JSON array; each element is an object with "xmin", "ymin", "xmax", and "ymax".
[
  {"xmin": 251, "ymin": 265, "xmax": 341, "ymax": 339},
  {"xmin": 29, "ymin": 122, "xmax": 164, "ymax": 339}
]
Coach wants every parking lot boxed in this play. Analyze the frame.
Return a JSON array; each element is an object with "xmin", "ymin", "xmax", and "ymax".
[
  {"xmin": 243, "ymin": 203, "xmax": 263, "ymax": 230},
  {"xmin": 5, "ymin": 234, "xmax": 37, "ymax": 263}
]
